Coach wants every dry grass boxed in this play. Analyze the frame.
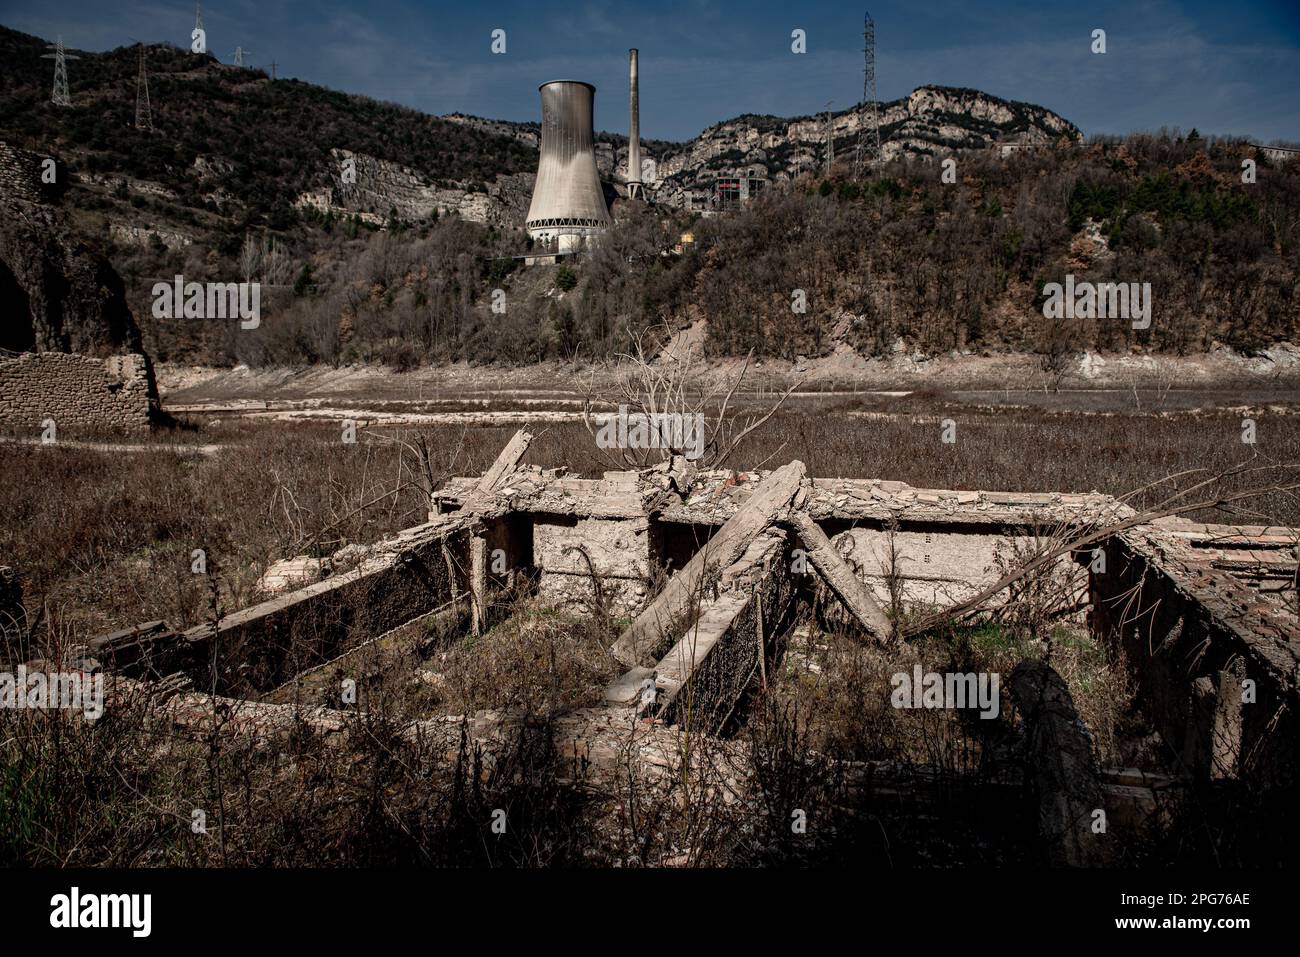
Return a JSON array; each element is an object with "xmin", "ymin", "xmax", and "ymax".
[
  {"xmin": 436, "ymin": 600, "xmax": 622, "ymax": 717},
  {"xmin": 0, "ymin": 688, "xmax": 594, "ymax": 867}
]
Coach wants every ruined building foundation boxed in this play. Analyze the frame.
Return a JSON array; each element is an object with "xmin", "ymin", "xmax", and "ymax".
[{"xmin": 61, "ymin": 430, "xmax": 1300, "ymax": 865}]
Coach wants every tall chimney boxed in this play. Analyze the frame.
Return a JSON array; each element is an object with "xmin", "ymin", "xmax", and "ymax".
[{"xmin": 627, "ymin": 48, "xmax": 642, "ymax": 199}]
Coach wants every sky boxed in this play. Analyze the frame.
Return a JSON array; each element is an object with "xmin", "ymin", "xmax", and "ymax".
[{"xmin": 3, "ymin": 0, "xmax": 1298, "ymax": 143}]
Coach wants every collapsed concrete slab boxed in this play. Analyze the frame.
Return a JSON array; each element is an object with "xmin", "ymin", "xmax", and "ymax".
[
  {"xmin": 611, "ymin": 460, "xmax": 806, "ymax": 667},
  {"xmin": 643, "ymin": 526, "xmax": 796, "ymax": 731},
  {"xmin": 86, "ymin": 518, "xmax": 476, "ymax": 695},
  {"xmin": 1154, "ymin": 518, "xmax": 1298, "ymax": 606}
]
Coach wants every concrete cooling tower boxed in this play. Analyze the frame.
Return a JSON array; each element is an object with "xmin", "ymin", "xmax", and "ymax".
[{"xmin": 525, "ymin": 80, "xmax": 611, "ymax": 253}]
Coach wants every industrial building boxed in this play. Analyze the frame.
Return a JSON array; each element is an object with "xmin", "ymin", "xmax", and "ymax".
[
  {"xmin": 626, "ymin": 49, "xmax": 645, "ymax": 199},
  {"xmin": 712, "ymin": 170, "xmax": 767, "ymax": 211}
]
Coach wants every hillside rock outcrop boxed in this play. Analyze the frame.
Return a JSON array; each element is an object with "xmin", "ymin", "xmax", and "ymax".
[
  {"xmin": 0, "ymin": 140, "xmax": 158, "ymax": 429},
  {"xmin": 0, "ymin": 141, "xmax": 147, "ymax": 357},
  {"xmin": 294, "ymin": 148, "xmax": 533, "ymax": 228},
  {"xmin": 651, "ymin": 85, "xmax": 1080, "ymax": 207},
  {"xmin": 440, "ymin": 85, "xmax": 1080, "ymax": 214}
]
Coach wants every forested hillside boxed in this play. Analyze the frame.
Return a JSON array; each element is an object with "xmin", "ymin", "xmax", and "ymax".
[
  {"xmin": 2, "ymin": 25, "xmax": 1295, "ymax": 368},
  {"xmin": 0, "ymin": 26, "xmax": 535, "ymax": 235}
]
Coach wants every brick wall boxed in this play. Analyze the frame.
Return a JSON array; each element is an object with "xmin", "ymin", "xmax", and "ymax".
[{"xmin": 0, "ymin": 351, "xmax": 153, "ymax": 433}]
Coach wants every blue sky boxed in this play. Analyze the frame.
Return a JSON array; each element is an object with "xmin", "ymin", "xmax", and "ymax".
[{"xmin": 4, "ymin": 0, "xmax": 1298, "ymax": 142}]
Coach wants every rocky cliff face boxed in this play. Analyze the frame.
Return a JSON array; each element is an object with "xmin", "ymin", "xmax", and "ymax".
[
  {"xmin": 443, "ymin": 114, "xmax": 540, "ymax": 149},
  {"xmin": 650, "ymin": 85, "xmax": 1080, "ymax": 207},
  {"xmin": 0, "ymin": 142, "xmax": 146, "ymax": 357},
  {"xmin": 441, "ymin": 114, "xmax": 643, "ymax": 182},
  {"xmin": 294, "ymin": 148, "xmax": 533, "ymax": 229}
]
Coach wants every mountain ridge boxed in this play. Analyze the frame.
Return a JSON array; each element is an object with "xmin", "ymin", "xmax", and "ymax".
[
  {"xmin": 443, "ymin": 83, "xmax": 1081, "ymax": 208},
  {"xmin": 0, "ymin": 23, "xmax": 1083, "ymax": 238}
]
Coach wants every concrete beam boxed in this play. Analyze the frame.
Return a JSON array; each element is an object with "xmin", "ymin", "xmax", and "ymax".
[
  {"xmin": 786, "ymin": 510, "xmax": 892, "ymax": 643},
  {"xmin": 611, "ymin": 460, "xmax": 805, "ymax": 668},
  {"xmin": 644, "ymin": 527, "xmax": 793, "ymax": 731},
  {"xmin": 470, "ymin": 532, "xmax": 487, "ymax": 636},
  {"xmin": 475, "ymin": 427, "xmax": 533, "ymax": 494},
  {"xmin": 171, "ymin": 518, "xmax": 473, "ymax": 695}
]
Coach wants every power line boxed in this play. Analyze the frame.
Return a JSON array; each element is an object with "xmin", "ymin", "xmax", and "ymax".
[{"xmin": 41, "ymin": 35, "xmax": 80, "ymax": 107}]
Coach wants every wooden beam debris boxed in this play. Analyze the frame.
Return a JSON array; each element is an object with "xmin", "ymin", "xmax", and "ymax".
[
  {"xmin": 476, "ymin": 427, "xmax": 533, "ymax": 494},
  {"xmin": 432, "ymin": 427, "xmax": 534, "ymax": 520}
]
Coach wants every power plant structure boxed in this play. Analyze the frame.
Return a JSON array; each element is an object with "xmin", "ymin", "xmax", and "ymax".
[
  {"xmin": 626, "ymin": 49, "xmax": 644, "ymax": 199},
  {"xmin": 524, "ymin": 80, "xmax": 611, "ymax": 254}
]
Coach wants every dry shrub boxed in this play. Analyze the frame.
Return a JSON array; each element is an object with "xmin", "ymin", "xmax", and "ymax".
[
  {"xmin": 0, "ymin": 672, "xmax": 594, "ymax": 867},
  {"xmin": 438, "ymin": 599, "xmax": 621, "ymax": 717}
]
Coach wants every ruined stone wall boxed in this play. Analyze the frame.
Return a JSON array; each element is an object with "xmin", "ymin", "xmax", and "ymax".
[
  {"xmin": 1090, "ymin": 529, "xmax": 1299, "ymax": 793},
  {"xmin": 176, "ymin": 523, "xmax": 471, "ymax": 696},
  {"xmin": 818, "ymin": 524, "xmax": 1019, "ymax": 607},
  {"xmin": 0, "ymin": 351, "xmax": 153, "ymax": 432},
  {"xmin": 534, "ymin": 514, "xmax": 652, "ymax": 615}
]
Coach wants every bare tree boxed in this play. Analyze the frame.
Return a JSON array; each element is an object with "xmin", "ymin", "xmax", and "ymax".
[
  {"xmin": 262, "ymin": 234, "xmax": 292, "ymax": 287},
  {"xmin": 582, "ymin": 323, "xmax": 800, "ymax": 471},
  {"xmin": 239, "ymin": 233, "xmax": 262, "ymax": 286}
]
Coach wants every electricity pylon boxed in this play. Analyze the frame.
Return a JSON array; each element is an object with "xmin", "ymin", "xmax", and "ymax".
[
  {"xmin": 41, "ymin": 35, "xmax": 80, "ymax": 107},
  {"xmin": 854, "ymin": 12, "xmax": 882, "ymax": 180},
  {"xmin": 135, "ymin": 43, "xmax": 154, "ymax": 131}
]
